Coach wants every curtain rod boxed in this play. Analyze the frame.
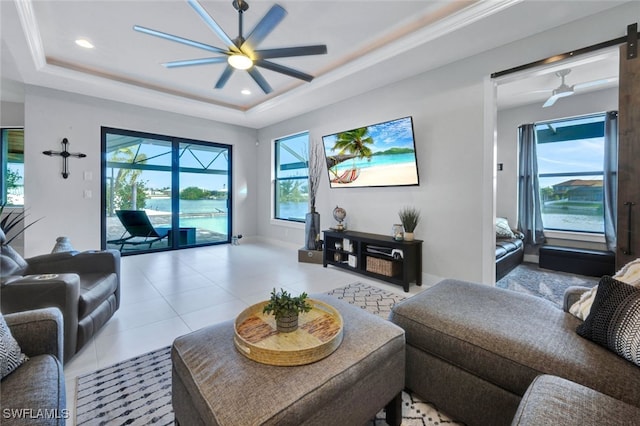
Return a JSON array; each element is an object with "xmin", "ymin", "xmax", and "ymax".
[{"xmin": 491, "ymin": 23, "xmax": 638, "ymax": 79}]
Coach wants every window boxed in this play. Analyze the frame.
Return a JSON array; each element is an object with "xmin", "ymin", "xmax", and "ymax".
[
  {"xmin": 1, "ymin": 128, "xmax": 24, "ymax": 206},
  {"xmin": 274, "ymin": 132, "xmax": 310, "ymax": 222},
  {"xmin": 535, "ymin": 113, "xmax": 606, "ymax": 233}
]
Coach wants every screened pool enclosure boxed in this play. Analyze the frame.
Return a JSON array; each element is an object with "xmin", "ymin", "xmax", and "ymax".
[{"xmin": 102, "ymin": 128, "xmax": 232, "ymax": 254}]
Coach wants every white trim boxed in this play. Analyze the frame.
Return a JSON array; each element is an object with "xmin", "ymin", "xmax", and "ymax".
[
  {"xmin": 269, "ymin": 218, "xmax": 305, "ymax": 229},
  {"xmin": 544, "ymin": 230, "xmax": 605, "ymax": 244}
]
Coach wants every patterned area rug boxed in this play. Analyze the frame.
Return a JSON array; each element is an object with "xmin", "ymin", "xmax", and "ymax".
[
  {"xmin": 75, "ymin": 283, "xmax": 462, "ymax": 425},
  {"xmin": 496, "ymin": 262, "xmax": 599, "ymax": 306}
]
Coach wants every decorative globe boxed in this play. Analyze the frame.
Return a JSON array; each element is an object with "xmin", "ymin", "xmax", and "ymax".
[{"xmin": 333, "ymin": 206, "xmax": 347, "ymax": 230}]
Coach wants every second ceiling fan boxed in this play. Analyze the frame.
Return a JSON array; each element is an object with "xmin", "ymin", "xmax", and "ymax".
[
  {"xmin": 134, "ymin": 0, "xmax": 327, "ymax": 94},
  {"xmin": 542, "ymin": 68, "xmax": 617, "ymax": 108}
]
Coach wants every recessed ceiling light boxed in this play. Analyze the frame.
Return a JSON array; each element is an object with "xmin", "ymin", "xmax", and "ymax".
[
  {"xmin": 241, "ymin": 89, "xmax": 251, "ymax": 95},
  {"xmin": 75, "ymin": 39, "xmax": 94, "ymax": 49}
]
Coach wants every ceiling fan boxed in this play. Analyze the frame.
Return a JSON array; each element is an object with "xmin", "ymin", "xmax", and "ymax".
[
  {"xmin": 542, "ymin": 68, "xmax": 617, "ymax": 108},
  {"xmin": 133, "ymin": 0, "xmax": 327, "ymax": 94}
]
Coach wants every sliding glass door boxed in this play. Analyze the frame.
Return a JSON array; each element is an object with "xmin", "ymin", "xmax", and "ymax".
[
  {"xmin": 102, "ymin": 128, "xmax": 231, "ymax": 254},
  {"xmin": 177, "ymin": 142, "xmax": 230, "ymax": 247}
]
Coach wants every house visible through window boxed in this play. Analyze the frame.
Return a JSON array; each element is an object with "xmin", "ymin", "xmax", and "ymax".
[
  {"xmin": 535, "ymin": 113, "xmax": 606, "ymax": 233},
  {"xmin": 1, "ymin": 128, "xmax": 24, "ymax": 206},
  {"xmin": 274, "ymin": 132, "xmax": 310, "ymax": 222}
]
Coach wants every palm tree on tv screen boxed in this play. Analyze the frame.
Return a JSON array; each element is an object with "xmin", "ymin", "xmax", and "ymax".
[{"xmin": 330, "ymin": 127, "xmax": 374, "ymax": 183}]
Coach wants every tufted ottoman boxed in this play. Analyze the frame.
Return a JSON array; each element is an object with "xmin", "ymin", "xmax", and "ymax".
[{"xmin": 171, "ymin": 294, "xmax": 405, "ymax": 426}]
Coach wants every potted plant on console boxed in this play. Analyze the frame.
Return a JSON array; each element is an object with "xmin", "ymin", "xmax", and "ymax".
[
  {"xmin": 263, "ymin": 288, "xmax": 313, "ymax": 333},
  {"xmin": 399, "ymin": 206, "xmax": 420, "ymax": 241}
]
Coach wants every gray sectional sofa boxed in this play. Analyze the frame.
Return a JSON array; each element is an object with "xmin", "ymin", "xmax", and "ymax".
[
  {"xmin": 1, "ymin": 308, "xmax": 66, "ymax": 426},
  {"xmin": 390, "ymin": 279, "xmax": 640, "ymax": 426}
]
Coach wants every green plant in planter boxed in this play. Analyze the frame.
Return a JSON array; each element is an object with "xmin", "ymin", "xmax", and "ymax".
[
  {"xmin": 263, "ymin": 288, "xmax": 312, "ymax": 333},
  {"xmin": 398, "ymin": 206, "xmax": 420, "ymax": 233},
  {"xmin": 263, "ymin": 288, "xmax": 312, "ymax": 319}
]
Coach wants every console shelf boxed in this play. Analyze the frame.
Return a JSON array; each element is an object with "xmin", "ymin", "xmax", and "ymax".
[{"xmin": 323, "ymin": 229, "xmax": 422, "ymax": 292}]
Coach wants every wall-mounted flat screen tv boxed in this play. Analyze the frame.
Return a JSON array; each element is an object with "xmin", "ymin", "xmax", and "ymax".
[{"xmin": 322, "ymin": 116, "xmax": 420, "ymax": 188}]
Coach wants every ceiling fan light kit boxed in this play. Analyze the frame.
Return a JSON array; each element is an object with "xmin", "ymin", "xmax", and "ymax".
[
  {"xmin": 134, "ymin": 0, "xmax": 327, "ymax": 94},
  {"xmin": 228, "ymin": 54, "xmax": 253, "ymax": 70}
]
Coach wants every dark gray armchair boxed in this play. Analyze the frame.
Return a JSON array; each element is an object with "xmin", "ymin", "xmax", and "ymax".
[{"xmin": 1, "ymin": 229, "xmax": 120, "ymax": 362}]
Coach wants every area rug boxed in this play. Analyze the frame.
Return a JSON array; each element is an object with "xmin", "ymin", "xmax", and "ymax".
[
  {"xmin": 496, "ymin": 262, "xmax": 599, "ymax": 306},
  {"xmin": 75, "ymin": 283, "xmax": 462, "ymax": 425}
]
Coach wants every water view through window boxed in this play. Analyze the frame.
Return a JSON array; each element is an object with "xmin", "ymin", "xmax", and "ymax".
[
  {"xmin": 536, "ymin": 114, "xmax": 606, "ymax": 233},
  {"xmin": 274, "ymin": 132, "xmax": 310, "ymax": 222}
]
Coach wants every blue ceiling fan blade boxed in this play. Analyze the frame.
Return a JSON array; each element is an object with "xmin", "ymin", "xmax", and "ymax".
[
  {"xmin": 247, "ymin": 67, "xmax": 273, "ymax": 94},
  {"xmin": 215, "ymin": 65, "xmax": 235, "ymax": 89},
  {"xmin": 188, "ymin": 0, "xmax": 236, "ymax": 49},
  {"xmin": 254, "ymin": 45, "xmax": 327, "ymax": 59},
  {"xmin": 255, "ymin": 59, "xmax": 314, "ymax": 82},
  {"xmin": 133, "ymin": 26, "xmax": 228, "ymax": 55},
  {"xmin": 242, "ymin": 4, "xmax": 287, "ymax": 53},
  {"xmin": 163, "ymin": 57, "xmax": 229, "ymax": 68}
]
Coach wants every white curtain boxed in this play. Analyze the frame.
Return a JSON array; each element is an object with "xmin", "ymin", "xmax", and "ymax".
[
  {"xmin": 517, "ymin": 124, "xmax": 545, "ymax": 247},
  {"xmin": 603, "ymin": 111, "xmax": 618, "ymax": 252}
]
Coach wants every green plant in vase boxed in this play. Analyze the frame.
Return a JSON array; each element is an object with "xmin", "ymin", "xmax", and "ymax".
[
  {"xmin": 398, "ymin": 206, "xmax": 420, "ymax": 241},
  {"xmin": 263, "ymin": 288, "xmax": 313, "ymax": 333}
]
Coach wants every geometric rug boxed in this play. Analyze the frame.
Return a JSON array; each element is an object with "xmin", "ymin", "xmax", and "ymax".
[
  {"xmin": 75, "ymin": 282, "xmax": 463, "ymax": 425},
  {"xmin": 496, "ymin": 262, "xmax": 599, "ymax": 307}
]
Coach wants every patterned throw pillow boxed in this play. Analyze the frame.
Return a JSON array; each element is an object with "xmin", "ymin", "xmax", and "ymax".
[
  {"xmin": 496, "ymin": 217, "xmax": 516, "ymax": 239},
  {"xmin": 576, "ymin": 276, "xmax": 640, "ymax": 367},
  {"xmin": 0, "ymin": 314, "xmax": 29, "ymax": 378},
  {"xmin": 570, "ymin": 258, "xmax": 640, "ymax": 320}
]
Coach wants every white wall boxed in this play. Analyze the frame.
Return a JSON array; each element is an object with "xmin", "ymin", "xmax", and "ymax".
[
  {"xmin": 496, "ymin": 87, "xmax": 619, "ymax": 226},
  {"xmin": 257, "ymin": 3, "xmax": 636, "ymax": 285},
  {"xmin": 1, "ymin": 101, "xmax": 24, "ymax": 126},
  {"xmin": 23, "ymin": 86, "xmax": 258, "ymax": 256}
]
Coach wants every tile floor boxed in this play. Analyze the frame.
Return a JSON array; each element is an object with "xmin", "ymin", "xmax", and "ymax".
[{"xmin": 64, "ymin": 239, "xmax": 428, "ymax": 422}]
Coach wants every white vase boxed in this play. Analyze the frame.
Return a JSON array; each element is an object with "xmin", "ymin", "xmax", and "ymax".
[{"xmin": 404, "ymin": 232, "xmax": 414, "ymax": 241}]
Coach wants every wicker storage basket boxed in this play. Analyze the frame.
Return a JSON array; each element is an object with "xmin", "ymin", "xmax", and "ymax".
[{"xmin": 366, "ymin": 256, "xmax": 401, "ymax": 277}]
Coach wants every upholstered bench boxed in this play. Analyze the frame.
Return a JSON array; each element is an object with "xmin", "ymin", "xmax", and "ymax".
[
  {"xmin": 171, "ymin": 294, "xmax": 405, "ymax": 426},
  {"xmin": 539, "ymin": 245, "xmax": 615, "ymax": 277}
]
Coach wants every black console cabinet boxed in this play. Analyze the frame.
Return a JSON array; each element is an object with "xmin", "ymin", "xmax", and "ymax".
[{"xmin": 323, "ymin": 229, "xmax": 422, "ymax": 292}]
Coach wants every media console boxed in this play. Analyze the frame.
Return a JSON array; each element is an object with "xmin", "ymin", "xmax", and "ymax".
[{"xmin": 323, "ymin": 229, "xmax": 422, "ymax": 292}]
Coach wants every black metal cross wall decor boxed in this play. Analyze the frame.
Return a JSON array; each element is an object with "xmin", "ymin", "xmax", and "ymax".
[{"xmin": 42, "ymin": 138, "xmax": 87, "ymax": 179}]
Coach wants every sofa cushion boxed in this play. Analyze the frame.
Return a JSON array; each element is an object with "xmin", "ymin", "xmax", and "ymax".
[
  {"xmin": 512, "ymin": 375, "xmax": 640, "ymax": 426},
  {"xmin": 577, "ymin": 276, "xmax": 640, "ymax": 367},
  {"xmin": 496, "ymin": 238, "xmax": 523, "ymax": 260},
  {"xmin": 0, "ymin": 354, "xmax": 66, "ymax": 425},
  {"xmin": 0, "ymin": 314, "xmax": 28, "ymax": 378},
  {"xmin": 78, "ymin": 273, "xmax": 118, "ymax": 319},
  {"xmin": 390, "ymin": 279, "xmax": 640, "ymax": 407}
]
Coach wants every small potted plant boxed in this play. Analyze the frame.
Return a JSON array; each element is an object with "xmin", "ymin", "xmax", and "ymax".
[
  {"xmin": 263, "ymin": 288, "xmax": 313, "ymax": 333},
  {"xmin": 398, "ymin": 206, "xmax": 420, "ymax": 241}
]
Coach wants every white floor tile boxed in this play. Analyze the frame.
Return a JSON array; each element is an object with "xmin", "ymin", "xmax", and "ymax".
[{"xmin": 63, "ymin": 240, "xmax": 420, "ymax": 385}]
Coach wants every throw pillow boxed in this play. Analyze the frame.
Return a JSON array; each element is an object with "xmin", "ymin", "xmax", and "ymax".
[
  {"xmin": 576, "ymin": 276, "xmax": 640, "ymax": 367},
  {"xmin": 570, "ymin": 258, "xmax": 640, "ymax": 320},
  {"xmin": 0, "ymin": 314, "xmax": 29, "ymax": 378},
  {"xmin": 496, "ymin": 217, "xmax": 516, "ymax": 239}
]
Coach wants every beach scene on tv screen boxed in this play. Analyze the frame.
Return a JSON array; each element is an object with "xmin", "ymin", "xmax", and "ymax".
[{"xmin": 322, "ymin": 116, "xmax": 419, "ymax": 188}]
